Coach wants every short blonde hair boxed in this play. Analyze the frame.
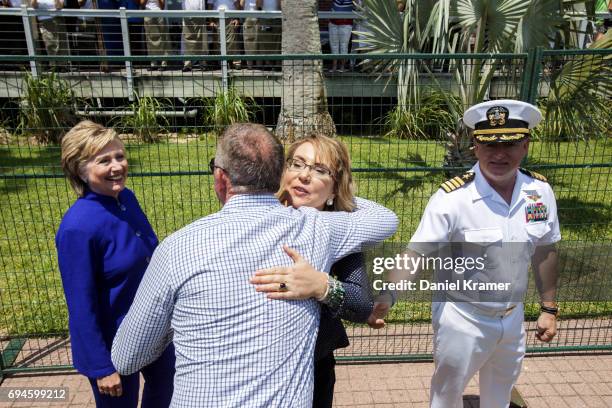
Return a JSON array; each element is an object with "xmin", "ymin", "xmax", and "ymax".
[
  {"xmin": 61, "ymin": 121, "xmax": 123, "ymax": 197},
  {"xmin": 277, "ymin": 135, "xmax": 355, "ymax": 212}
]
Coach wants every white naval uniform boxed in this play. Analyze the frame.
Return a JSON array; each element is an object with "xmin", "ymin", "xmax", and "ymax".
[{"xmin": 411, "ymin": 163, "xmax": 561, "ymax": 408}]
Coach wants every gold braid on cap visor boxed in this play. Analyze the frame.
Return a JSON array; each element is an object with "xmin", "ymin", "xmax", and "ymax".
[
  {"xmin": 474, "ymin": 133, "xmax": 529, "ymax": 142},
  {"xmin": 473, "ymin": 128, "xmax": 529, "ymax": 135},
  {"xmin": 473, "ymin": 128, "xmax": 530, "ymax": 142},
  {"xmin": 499, "ymin": 133, "xmax": 529, "ymax": 141}
]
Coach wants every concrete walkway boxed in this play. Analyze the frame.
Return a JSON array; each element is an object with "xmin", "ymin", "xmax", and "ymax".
[
  {"xmin": 0, "ymin": 354, "xmax": 610, "ymax": 407},
  {"xmin": 332, "ymin": 354, "xmax": 612, "ymax": 407}
]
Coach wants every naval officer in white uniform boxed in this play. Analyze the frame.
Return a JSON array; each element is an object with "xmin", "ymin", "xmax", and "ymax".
[{"xmin": 410, "ymin": 100, "xmax": 561, "ymax": 408}]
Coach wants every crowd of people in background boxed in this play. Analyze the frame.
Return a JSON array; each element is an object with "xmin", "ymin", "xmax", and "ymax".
[
  {"xmin": 0, "ymin": 0, "xmax": 282, "ymax": 71},
  {"xmin": 0, "ymin": 0, "xmax": 413, "ymax": 72},
  {"xmin": 1, "ymin": 0, "xmax": 609, "ymax": 72},
  {"xmin": 0, "ymin": 0, "xmax": 284, "ymax": 71}
]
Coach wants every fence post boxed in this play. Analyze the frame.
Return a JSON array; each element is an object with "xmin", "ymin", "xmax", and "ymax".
[
  {"xmin": 527, "ymin": 46, "xmax": 544, "ymax": 105},
  {"xmin": 520, "ymin": 48, "xmax": 536, "ymax": 102},
  {"xmin": 119, "ymin": 7, "xmax": 134, "ymax": 101},
  {"xmin": 0, "ymin": 345, "xmax": 5, "ymax": 383},
  {"xmin": 520, "ymin": 46, "xmax": 544, "ymax": 166},
  {"xmin": 218, "ymin": 8, "xmax": 228, "ymax": 93},
  {"xmin": 21, "ymin": 5, "xmax": 38, "ymax": 78}
]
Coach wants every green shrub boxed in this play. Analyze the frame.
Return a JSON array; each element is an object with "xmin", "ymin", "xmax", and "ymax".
[
  {"xmin": 114, "ymin": 94, "xmax": 169, "ymax": 143},
  {"xmin": 383, "ymin": 91, "xmax": 462, "ymax": 140},
  {"xmin": 202, "ymin": 87, "xmax": 259, "ymax": 134},
  {"xmin": 533, "ymin": 95, "xmax": 612, "ymax": 142},
  {"xmin": 17, "ymin": 72, "xmax": 77, "ymax": 144}
]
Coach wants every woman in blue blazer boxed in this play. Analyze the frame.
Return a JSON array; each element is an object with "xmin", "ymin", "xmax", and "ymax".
[{"xmin": 56, "ymin": 121, "xmax": 174, "ymax": 407}]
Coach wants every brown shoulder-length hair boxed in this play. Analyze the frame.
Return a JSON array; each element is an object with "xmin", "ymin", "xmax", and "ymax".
[
  {"xmin": 61, "ymin": 120, "xmax": 124, "ymax": 197},
  {"xmin": 277, "ymin": 135, "xmax": 355, "ymax": 212}
]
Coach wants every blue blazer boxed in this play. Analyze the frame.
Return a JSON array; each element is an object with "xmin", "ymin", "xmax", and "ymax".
[{"xmin": 56, "ymin": 188, "xmax": 158, "ymax": 378}]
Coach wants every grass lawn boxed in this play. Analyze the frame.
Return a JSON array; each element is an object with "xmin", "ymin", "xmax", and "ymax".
[{"xmin": 0, "ymin": 136, "xmax": 610, "ymax": 335}]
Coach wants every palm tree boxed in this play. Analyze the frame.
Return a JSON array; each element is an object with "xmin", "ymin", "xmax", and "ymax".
[
  {"xmin": 354, "ymin": 0, "xmax": 431, "ymax": 111},
  {"xmin": 355, "ymin": 0, "xmax": 445, "ymax": 140},
  {"xmin": 356, "ymin": 0, "xmax": 605, "ymax": 170},
  {"xmin": 275, "ymin": 0, "xmax": 336, "ymax": 141},
  {"xmin": 536, "ymin": 30, "xmax": 612, "ymax": 143}
]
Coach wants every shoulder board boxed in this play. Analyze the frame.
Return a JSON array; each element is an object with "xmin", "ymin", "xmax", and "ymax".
[
  {"xmin": 440, "ymin": 171, "xmax": 475, "ymax": 193},
  {"xmin": 519, "ymin": 168, "xmax": 548, "ymax": 183}
]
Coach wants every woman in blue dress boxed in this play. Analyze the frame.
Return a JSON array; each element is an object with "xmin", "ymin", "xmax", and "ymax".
[{"xmin": 56, "ymin": 121, "xmax": 175, "ymax": 407}]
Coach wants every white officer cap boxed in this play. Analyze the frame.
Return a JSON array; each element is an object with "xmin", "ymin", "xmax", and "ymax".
[{"xmin": 463, "ymin": 99, "xmax": 543, "ymax": 144}]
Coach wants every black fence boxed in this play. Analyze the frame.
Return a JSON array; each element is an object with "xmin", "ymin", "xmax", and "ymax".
[{"xmin": 0, "ymin": 49, "xmax": 610, "ymax": 374}]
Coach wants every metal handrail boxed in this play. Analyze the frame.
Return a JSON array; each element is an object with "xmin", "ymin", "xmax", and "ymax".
[
  {"xmin": 0, "ymin": 7, "xmax": 607, "ymax": 19},
  {"xmin": 0, "ymin": 52, "xmax": 537, "ymax": 62},
  {"xmin": 1, "ymin": 5, "xmax": 608, "ymax": 97}
]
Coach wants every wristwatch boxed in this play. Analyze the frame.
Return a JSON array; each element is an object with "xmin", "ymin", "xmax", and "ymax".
[{"xmin": 540, "ymin": 303, "xmax": 559, "ymax": 317}]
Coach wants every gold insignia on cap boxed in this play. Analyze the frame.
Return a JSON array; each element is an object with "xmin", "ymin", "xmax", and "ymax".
[
  {"xmin": 440, "ymin": 171, "xmax": 475, "ymax": 193},
  {"xmin": 486, "ymin": 106, "xmax": 509, "ymax": 127}
]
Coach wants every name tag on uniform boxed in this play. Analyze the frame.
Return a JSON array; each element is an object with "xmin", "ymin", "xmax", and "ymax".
[{"xmin": 525, "ymin": 202, "xmax": 548, "ymax": 222}]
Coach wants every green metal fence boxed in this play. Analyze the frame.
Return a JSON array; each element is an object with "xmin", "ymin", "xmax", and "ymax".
[{"xmin": 0, "ymin": 49, "xmax": 610, "ymax": 375}]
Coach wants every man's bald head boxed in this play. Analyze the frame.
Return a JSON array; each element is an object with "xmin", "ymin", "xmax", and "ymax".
[{"xmin": 215, "ymin": 123, "xmax": 285, "ymax": 193}]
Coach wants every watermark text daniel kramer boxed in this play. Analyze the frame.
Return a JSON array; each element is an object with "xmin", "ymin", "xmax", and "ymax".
[{"xmin": 372, "ymin": 279, "xmax": 511, "ymax": 292}]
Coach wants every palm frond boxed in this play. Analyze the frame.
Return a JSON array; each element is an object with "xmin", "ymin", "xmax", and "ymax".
[
  {"xmin": 355, "ymin": 0, "xmax": 403, "ymax": 53},
  {"xmin": 514, "ymin": 0, "xmax": 563, "ymax": 51},
  {"xmin": 537, "ymin": 31, "xmax": 612, "ymax": 141},
  {"xmin": 357, "ymin": 0, "xmax": 430, "ymax": 108}
]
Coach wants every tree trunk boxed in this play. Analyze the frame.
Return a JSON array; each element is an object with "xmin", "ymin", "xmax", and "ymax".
[{"xmin": 275, "ymin": 0, "xmax": 336, "ymax": 141}]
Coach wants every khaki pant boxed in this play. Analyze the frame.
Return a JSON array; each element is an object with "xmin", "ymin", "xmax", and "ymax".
[
  {"xmin": 182, "ymin": 17, "xmax": 208, "ymax": 65},
  {"xmin": 39, "ymin": 17, "xmax": 69, "ymax": 67},
  {"xmin": 212, "ymin": 20, "xmax": 240, "ymax": 56},
  {"xmin": 226, "ymin": 22, "xmax": 240, "ymax": 56},
  {"xmin": 242, "ymin": 17, "xmax": 258, "ymax": 55},
  {"xmin": 144, "ymin": 16, "xmax": 170, "ymax": 58}
]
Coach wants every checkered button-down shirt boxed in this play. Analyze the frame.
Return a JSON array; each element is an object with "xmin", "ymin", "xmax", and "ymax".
[{"xmin": 111, "ymin": 194, "xmax": 398, "ymax": 407}]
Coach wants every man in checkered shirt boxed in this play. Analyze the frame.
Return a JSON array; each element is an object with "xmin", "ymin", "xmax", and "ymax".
[{"xmin": 111, "ymin": 123, "xmax": 398, "ymax": 407}]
